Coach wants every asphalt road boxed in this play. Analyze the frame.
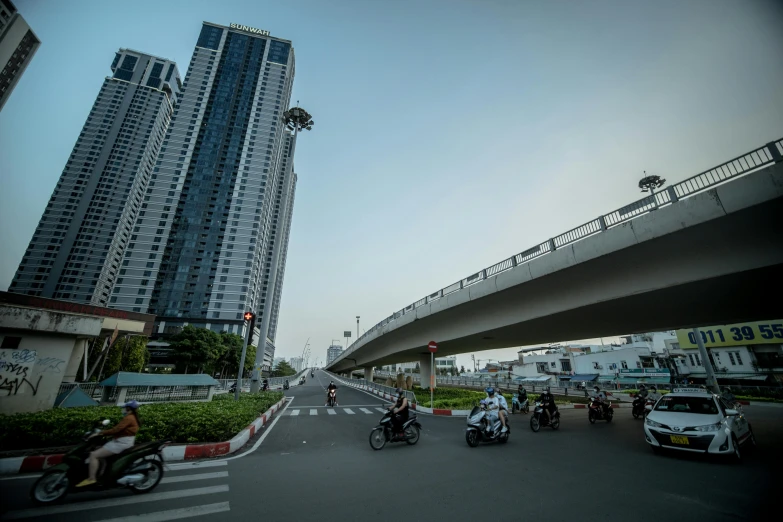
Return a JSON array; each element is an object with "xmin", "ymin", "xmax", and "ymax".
[{"xmin": 1, "ymin": 369, "xmax": 781, "ymax": 522}]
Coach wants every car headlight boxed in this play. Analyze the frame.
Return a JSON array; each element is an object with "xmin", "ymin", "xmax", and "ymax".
[
  {"xmin": 693, "ymin": 422, "xmax": 722, "ymax": 432},
  {"xmin": 646, "ymin": 418, "xmax": 662, "ymax": 428}
]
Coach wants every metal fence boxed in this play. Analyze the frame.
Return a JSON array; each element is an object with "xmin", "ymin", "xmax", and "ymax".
[
  {"xmin": 331, "ymin": 139, "xmax": 783, "ymax": 367},
  {"xmin": 58, "ymin": 382, "xmax": 103, "ymax": 399},
  {"xmin": 325, "ymin": 371, "xmax": 418, "ymax": 405},
  {"xmin": 124, "ymin": 385, "xmax": 212, "ymax": 402}
]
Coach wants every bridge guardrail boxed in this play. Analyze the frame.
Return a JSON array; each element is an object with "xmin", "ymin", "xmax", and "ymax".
[{"xmin": 332, "ymin": 139, "xmax": 783, "ymax": 367}]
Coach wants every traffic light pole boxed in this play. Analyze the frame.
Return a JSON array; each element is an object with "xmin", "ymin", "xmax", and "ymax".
[{"xmin": 235, "ymin": 318, "xmax": 252, "ymax": 401}]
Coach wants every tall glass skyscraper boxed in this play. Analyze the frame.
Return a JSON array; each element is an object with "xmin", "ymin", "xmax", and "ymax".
[
  {"xmin": 111, "ymin": 22, "xmax": 298, "ymax": 369},
  {"xmin": 9, "ymin": 49, "xmax": 180, "ymax": 304},
  {"xmin": 0, "ymin": 0, "xmax": 41, "ymax": 111}
]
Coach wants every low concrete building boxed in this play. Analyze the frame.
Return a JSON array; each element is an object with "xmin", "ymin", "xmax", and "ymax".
[{"xmin": 0, "ymin": 292, "xmax": 154, "ymax": 414}]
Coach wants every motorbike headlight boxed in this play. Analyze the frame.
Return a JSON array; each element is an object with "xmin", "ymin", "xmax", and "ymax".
[
  {"xmin": 693, "ymin": 422, "xmax": 722, "ymax": 432},
  {"xmin": 646, "ymin": 418, "xmax": 663, "ymax": 428}
]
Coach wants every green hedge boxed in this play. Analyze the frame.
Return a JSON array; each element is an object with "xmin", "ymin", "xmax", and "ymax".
[{"xmin": 0, "ymin": 391, "xmax": 284, "ymax": 451}]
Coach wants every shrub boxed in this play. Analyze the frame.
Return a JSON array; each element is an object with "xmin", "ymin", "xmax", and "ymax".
[{"xmin": 0, "ymin": 391, "xmax": 283, "ymax": 451}]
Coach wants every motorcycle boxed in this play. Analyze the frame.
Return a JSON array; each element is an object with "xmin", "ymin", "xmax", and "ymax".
[
  {"xmin": 512, "ymin": 395, "xmax": 529, "ymax": 414},
  {"xmin": 326, "ymin": 389, "xmax": 337, "ymax": 407},
  {"xmin": 632, "ymin": 394, "xmax": 654, "ymax": 419},
  {"xmin": 588, "ymin": 398, "xmax": 613, "ymax": 423},
  {"xmin": 465, "ymin": 402, "xmax": 510, "ymax": 447},
  {"xmin": 530, "ymin": 401, "xmax": 560, "ymax": 432},
  {"xmin": 30, "ymin": 420, "xmax": 168, "ymax": 504},
  {"xmin": 228, "ymin": 382, "xmax": 237, "ymax": 394},
  {"xmin": 369, "ymin": 409, "xmax": 422, "ymax": 450},
  {"xmin": 261, "ymin": 381, "xmax": 269, "ymax": 392},
  {"xmin": 283, "ymin": 381, "xmax": 289, "ymax": 390}
]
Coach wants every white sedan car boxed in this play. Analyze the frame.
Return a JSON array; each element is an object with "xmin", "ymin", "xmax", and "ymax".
[{"xmin": 644, "ymin": 388, "xmax": 756, "ymax": 461}]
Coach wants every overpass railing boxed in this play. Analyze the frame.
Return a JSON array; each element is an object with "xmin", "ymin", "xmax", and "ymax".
[
  {"xmin": 325, "ymin": 371, "xmax": 418, "ymax": 404},
  {"xmin": 332, "ymin": 139, "xmax": 783, "ymax": 367}
]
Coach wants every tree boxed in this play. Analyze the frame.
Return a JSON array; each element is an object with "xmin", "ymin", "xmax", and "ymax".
[
  {"xmin": 414, "ymin": 362, "xmax": 420, "ymax": 374},
  {"xmin": 215, "ymin": 332, "xmax": 253, "ymax": 379},
  {"xmin": 271, "ymin": 360, "xmax": 297, "ymax": 377},
  {"xmin": 169, "ymin": 325, "xmax": 224, "ymax": 374},
  {"xmin": 102, "ymin": 336, "xmax": 149, "ymax": 377}
]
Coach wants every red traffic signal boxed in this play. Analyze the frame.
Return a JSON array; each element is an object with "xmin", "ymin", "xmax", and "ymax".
[{"xmin": 244, "ymin": 312, "xmax": 255, "ymax": 321}]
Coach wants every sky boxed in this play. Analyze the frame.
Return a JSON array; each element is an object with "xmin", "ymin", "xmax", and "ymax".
[{"xmin": 1, "ymin": 0, "xmax": 782, "ymax": 370}]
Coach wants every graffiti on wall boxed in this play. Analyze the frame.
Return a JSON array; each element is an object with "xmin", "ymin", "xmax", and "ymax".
[{"xmin": 0, "ymin": 349, "xmax": 42, "ymax": 396}]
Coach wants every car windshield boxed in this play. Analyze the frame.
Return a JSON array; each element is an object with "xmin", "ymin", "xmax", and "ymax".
[{"xmin": 654, "ymin": 396, "xmax": 718, "ymax": 414}]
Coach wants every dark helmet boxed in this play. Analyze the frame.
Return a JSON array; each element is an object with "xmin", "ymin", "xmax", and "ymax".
[
  {"xmin": 594, "ymin": 386, "xmax": 600, "ymax": 392},
  {"xmin": 485, "ymin": 387, "xmax": 495, "ymax": 396},
  {"xmin": 639, "ymin": 384, "xmax": 646, "ymax": 390},
  {"xmin": 544, "ymin": 386, "xmax": 550, "ymax": 394},
  {"xmin": 395, "ymin": 387, "xmax": 404, "ymax": 396}
]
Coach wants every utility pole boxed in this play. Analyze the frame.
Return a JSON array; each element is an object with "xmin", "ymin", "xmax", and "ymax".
[{"xmin": 692, "ymin": 328, "xmax": 720, "ymax": 394}]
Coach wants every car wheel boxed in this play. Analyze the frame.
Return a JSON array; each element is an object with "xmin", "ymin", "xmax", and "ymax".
[{"xmin": 731, "ymin": 434, "xmax": 742, "ymax": 463}]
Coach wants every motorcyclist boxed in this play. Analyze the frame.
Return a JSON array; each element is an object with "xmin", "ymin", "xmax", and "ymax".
[
  {"xmin": 593, "ymin": 385, "xmax": 609, "ymax": 416},
  {"xmin": 484, "ymin": 387, "xmax": 508, "ymax": 433},
  {"xmin": 388, "ymin": 388, "xmax": 409, "ymax": 435},
  {"xmin": 517, "ymin": 384, "xmax": 528, "ymax": 411},
  {"xmin": 262, "ymin": 378, "xmax": 269, "ymax": 391},
  {"xmin": 633, "ymin": 384, "xmax": 648, "ymax": 412},
  {"xmin": 77, "ymin": 400, "xmax": 140, "ymax": 487},
  {"xmin": 721, "ymin": 387, "xmax": 736, "ymax": 407},
  {"xmin": 283, "ymin": 379, "xmax": 289, "ymax": 389},
  {"xmin": 539, "ymin": 386, "xmax": 555, "ymax": 425},
  {"xmin": 326, "ymin": 381, "xmax": 338, "ymax": 406}
]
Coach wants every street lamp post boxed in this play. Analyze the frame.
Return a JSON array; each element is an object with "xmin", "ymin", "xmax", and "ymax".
[
  {"xmin": 356, "ymin": 316, "xmax": 360, "ymax": 340},
  {"xmin": 251, "ymin": 106, "xmax": 314, "ymax": 393},
  {"xmin": 638, "ymin": 171, "xmax": 666, "ymax": 209}
]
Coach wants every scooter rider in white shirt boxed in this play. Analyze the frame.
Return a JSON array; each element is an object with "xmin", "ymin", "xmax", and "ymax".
[{"xmin": 485, "ymin": 387, "xmax": 508, "ymax": 433}]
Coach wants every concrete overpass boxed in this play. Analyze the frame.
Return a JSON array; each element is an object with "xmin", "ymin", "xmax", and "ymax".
[{"xmin": 327, "ymin": 139, "xmax": 783, "ymax": 382}]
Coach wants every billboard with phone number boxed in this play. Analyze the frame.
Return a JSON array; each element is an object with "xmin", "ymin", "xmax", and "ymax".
[{"xmin": 676, "ymin": 320, "xmax": 783, "ymax": 349}]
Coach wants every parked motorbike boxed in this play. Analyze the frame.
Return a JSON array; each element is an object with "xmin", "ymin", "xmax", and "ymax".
[
  {"xmin": 530, "ymin": 401, "xmax": 560, "ymax": 432},
  {"xmin": 466, "ymin": 401, "xmax": 510, "ymax": 447},
  {"xmin": 369, "ymin": 409, "xmax": 422, "ymax": 450},
  {"xmin": 588, "ymin": 398, "xmax": 613, "ymax": 423},
  {"xmin": 327, "ymin": 389, "xmax": 337, "ymax": 407},
  {"xmin": 228, "ymin": 382, "xmax": 237, "ymax": 394},
  {"xmin": 512, "ymin": 395, "xmax": 529, "ymax": 414},
  {"xmin": 30, "ymin": 420, "xmax": 168, "ymax": 504}
]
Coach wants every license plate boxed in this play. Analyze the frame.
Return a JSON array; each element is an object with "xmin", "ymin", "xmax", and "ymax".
[{"xmin": 670, "ymin": 435, "xmax": 689, "ymax": 445}]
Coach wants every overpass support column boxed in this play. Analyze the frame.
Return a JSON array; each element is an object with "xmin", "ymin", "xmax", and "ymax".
[
  {"xmin": 419, "ymin": 354, "xmax": 436, "ymax": 390},
  {"xmin": 363, "ymin": 366, "xmax": 374, "ymax": 383}
]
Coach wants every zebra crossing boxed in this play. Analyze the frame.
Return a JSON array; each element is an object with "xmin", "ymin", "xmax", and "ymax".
[
  {"xmin": 286, "ymin": 407, "xmax": 387, "ymax": 416},
  {"xmin": 1, "ymin": 460, "xmax": 233, "ymax": 522}
]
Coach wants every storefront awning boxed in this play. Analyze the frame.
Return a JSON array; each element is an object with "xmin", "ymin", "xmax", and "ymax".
[
  {"xmin": 570, "ymin": 374, "xmax": 600, "ymax": 382},
  {"xmin": 515, "ymin": 375, "xmax": 551, "ymax": 382},
  {"xmin": 618, "ymin": 377, "xmax": 671, "ymax": 384}
]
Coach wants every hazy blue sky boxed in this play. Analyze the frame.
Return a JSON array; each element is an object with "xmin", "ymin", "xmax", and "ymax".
[{"xmin": 1, "ymin": 0, "xmax": 782, "ymax": 369}]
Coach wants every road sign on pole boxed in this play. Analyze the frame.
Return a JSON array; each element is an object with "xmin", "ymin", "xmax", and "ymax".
[{"xmin": 428, "ymin": 341, "xmax": 438, "ymax": 353}]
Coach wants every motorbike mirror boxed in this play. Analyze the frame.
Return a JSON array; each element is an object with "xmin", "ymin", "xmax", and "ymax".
[{"xmin": 102, "ymin": 419, "xmax": 111, "ymax": 426}]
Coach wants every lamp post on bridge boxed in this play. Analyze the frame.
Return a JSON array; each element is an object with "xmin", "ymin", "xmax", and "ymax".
[
  {"xmin": 250, "ymin": 106, "xmax": 314, "ymax": 393},
  {"xmin": 638, "ymin": 171, "xmax": 666, "ymax": 209}
]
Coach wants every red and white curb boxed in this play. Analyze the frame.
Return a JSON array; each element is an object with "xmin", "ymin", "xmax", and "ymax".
[{"xmin": 0, "ymin": 396, "xmax": 287, "ymax": 476}]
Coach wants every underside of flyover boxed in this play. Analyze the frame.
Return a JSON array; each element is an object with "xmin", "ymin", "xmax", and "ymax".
[{"xmin": 329, "ymin": 195, "xmax": 783, "ymax": 372}]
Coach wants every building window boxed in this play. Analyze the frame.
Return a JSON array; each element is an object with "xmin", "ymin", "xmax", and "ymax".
[
  {"xmin": 734, "ymin": 351, "xmax": 743, "ymax": 365},
  {"xmin": 620, "ymin": 360, "xmax": 628, "ymax": 369},
  {"xmin": 688, "ymin": 354, "xmax": 695, "ymax": 366},
  {"xmin": 561, "ymin": 360, "xmax": 571, "ymax": 372},
  {"xmin": 728, "ymin": 352, "xmax": 736, "ymax": 365}
]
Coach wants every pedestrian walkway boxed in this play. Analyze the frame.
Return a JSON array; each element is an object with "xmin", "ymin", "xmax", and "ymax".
[
  {"xmin": 1, "ymin": 460, "xmax": 233, "ymax": 521},
  {"xmin": 285, "ymin": 406, "xmax": 387, "ymax": 416}
]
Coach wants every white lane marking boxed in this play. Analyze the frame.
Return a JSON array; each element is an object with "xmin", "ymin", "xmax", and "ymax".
[
  {"xmin": 166, "ymin": 460, "xmax": 227, "ymax": 471},
  {"xmin": 327, "ymin": 409, "xmax": 336, "ymax": 415},
  {"xmin": 3, "ymin": 485, "xmax": 229, "ymax": 520},
  {"xmin": 218, "ymin": 398, "xmax": 294, "ymax": 462},
  {"xmin": 290, "ymin": 409, "xmax": 300, "ymax": 416},
  {"xmin": 343, "ymin": 408, "xmax": 355, "ymax": 414},
  {"xmin": 0, "ymin": 473, "xmax": 42, "ymax": 481},
  {"xmin": 309, "ymin": 409, "xmax": 318, "ymax": 416},
  {"xmin": 360, "ymin": 408, "xmax": 373, "ymax": 414},
  {"xmin": 375, "ymin": 408, "xmax": 387, "ymax": 413},
  {"xmin": 91, "ymin": 502, "xmax": 231, "ymax": 522},
  {"xmin": 160, "ymin": 471, "xmax": 228, "ymax": 484}
]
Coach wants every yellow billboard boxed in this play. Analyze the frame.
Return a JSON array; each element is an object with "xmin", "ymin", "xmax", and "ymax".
[{"xmin": 676, "ymin": 320, "xmax": 783, "ymax": 349}]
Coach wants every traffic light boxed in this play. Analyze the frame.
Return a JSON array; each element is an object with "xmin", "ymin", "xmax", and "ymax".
[{"xmin": 244, "ymin": 312, "xmax": 257, "ymax": 345}]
